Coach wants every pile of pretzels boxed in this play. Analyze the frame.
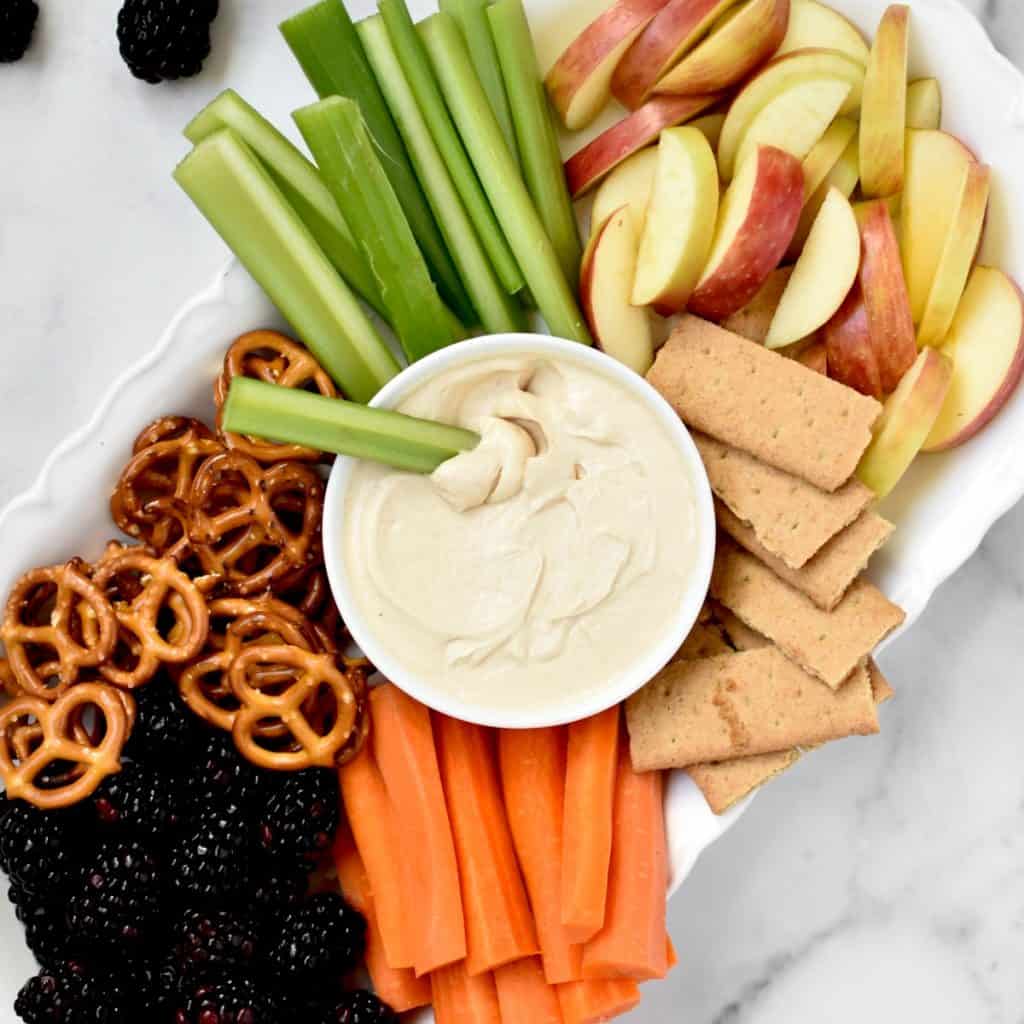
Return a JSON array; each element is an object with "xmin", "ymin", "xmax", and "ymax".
[{"xmin": 0, "ymin": 331, "xmax": 369, "ymax": 810}]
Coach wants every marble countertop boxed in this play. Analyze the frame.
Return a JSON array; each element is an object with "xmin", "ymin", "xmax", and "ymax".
[{"xmin": 2, "ymin": 1, "xmax": 1022, "ymax": 1021}]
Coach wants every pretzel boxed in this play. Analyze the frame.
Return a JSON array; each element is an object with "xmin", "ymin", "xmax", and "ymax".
[
  {"xmin": 229, "ymin": 645, "xmax": 363, "ymax": 770},
  {"xmin": 0, "ymin": 658, "xmax": 19, "ymax": 698},
  {"xmin": 92, "ymin": 548, "xmax": 209, "ymax": 688},
  {"xmin": 1, "ymin": 560, "xmax": 118, "ymax": 701},
  {"xmin": 0, "ymin": 683, "xmax": 129, "ymax": 809},
  {"xmin": 214, "ymin": 331, "xmax": 337, "ymax": 463}
]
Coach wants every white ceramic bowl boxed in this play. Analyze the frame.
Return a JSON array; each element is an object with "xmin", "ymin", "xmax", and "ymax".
[{"xmin": 321, "ymin": 333, "xmax": 716, "ymax": 729}]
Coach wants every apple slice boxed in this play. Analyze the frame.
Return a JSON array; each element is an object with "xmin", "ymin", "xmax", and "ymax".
[
  {"xmin": 924, "ymin": 267, "xmax": 1024, "ymax": 451},
  {"xmin": 775, "ymin": 0, "xmax": 868, "ymax": 64},
  {"xmin": 906, "ymin": 77, "xmax": 941, "ymax": 130},
  {"xmin": 632, "ymin": 126, "xmax": 720, "ymax": 315},
  {"xmin": 857, "ymin": 347, "xmax": 952, "ymax": 497},
  {"xmin": 721, "ymin": 265, "xmax": 793, "ymax": 343},
  {"xmin": 591, "ymin": 147, "xmax": 658, "ymax": 237},
  {"xmin": 717, "ymin": 48, "xmax": 865, "ymax": 180},
  {"xmin": 859, "ymin": 4, "xmax": 910, "ymax": 198},
  {"xmin": 579, "ymin": 205, "xmax": 655, "ymax": 374},
  {"xmin": 564, "ymin": 92, "xmax": 721, "ymax": 198},
  {"xmin": 688, "ymin": 144, "xmax": 804, "ymax": 321},
  {"xmin": 857, "ymin": 199, "xmax": 917, "ymax": 394},
  {"xmin": 546, "ymin": 0, "xmax": 671, "ymax": 132},
  {"xmin": 823, "ymin": 282, "xmax": 882, "ymax": 398},
  {"xmin": 797, "ymin": 340, "xmax": 828, "ymax": 374},
  {"xmin": 916, "ymin": 162, "xmax": 991, "ymax": 349},
  {"xmin": 653, "ymin": 0, "xmax": 790, "ymax": 97},
  {"xmin": 765, "ymin": 187, "xmax": 859, "ymax": 349},
  {"xmin": 800, "ymin": 117, "xmax": 857, "ymax": 201},
  {"xmin": 611, "ymin": 0, "xmax": 742, "ymax": 110},
  {"xmin": 901, "ymin": 129, "xmax": 977, "ymax": 323},
  {"xmin": 691, "ymin": 111, "xmax": 727, "ymax": 150}
]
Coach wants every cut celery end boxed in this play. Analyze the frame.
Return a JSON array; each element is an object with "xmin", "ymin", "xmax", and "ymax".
[
  {"xmin": 357, "ymin": 15, "xmax": 526, "ymax": 336},
  {"xmin": 184, "ymin": 89, "xmax": 386, "ymax": 318},
  {"xmin": 419, "ymin": 13, "xmax": 592, "ymax": 345},
  {"xmin": 378, "ymin": 0, "xmax": 525, "ymax": 297},
  {"xmin": 281, "ymin": 0, "xmax": 474, "ymax": 325},
  {"xmin": 223, "ymin": 377, "xmax": 479, "ymax": 474},
  {"xmin": 174, "ymin": 130, "xmax": 400, "ymax": 404},
  {"xmin": 294, "ymin": 97, "xmax": 461, "ymax": 364}
]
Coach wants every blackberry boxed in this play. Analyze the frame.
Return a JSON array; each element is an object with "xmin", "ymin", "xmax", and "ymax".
[
  {"xmin": 320, "ymin": 990, "xmax": 397, "ymax": 1024},
  {"xmin": 123, "ymin": 673, "xmax": 202, "ymax": 765},
  {"xmin": 188, "ymin": 731, "xmax": 265, "ymax": 813},
  {"xmin": 92, "ymin": 761, "xmax": 187, "ymax": 838},
  {"xmin": 264, "ymin": 893, "xmax": 365, "ymax": 983},
  {"xmin": 0, "ymin": 0, "xmax": 38, "ymax": 63},
  {"xmin": 14, "ymin": 959, "xmax": 135, "ymax": 1024},
  {"xmin": 116, "ymin": 0, "xmax": 219, "ymax": 84},
  {"xmin": 170, "ymin": 972, "xmax": 278, "ymax": 1024},
  {"xmin": 171, "ymin": 908, "xmax": 261, "ymax": 979},
  {"xmin": 9, "ymin": 885, "xmax": 74, "ymax": 967},
  {"xmin": 248, "ymin": 856, "xmax": 307, "ymax": 917},
  {"xmin": 168, "ymin": 801, "xmax": 253, "ymax": 904},
  {"xmin": 67, "ymin": 839, "xmax": 165, "ymax": 956},
  {"xmin": 258, "ymin": 769, "xmax": 340, "ymax": 864},
  {"xmin": 0, "ymin": 798, "xmax": 89, "ymax": 897}
]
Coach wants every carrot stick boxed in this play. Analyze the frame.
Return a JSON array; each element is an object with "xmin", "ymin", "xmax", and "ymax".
[
  {"xmin": 370, "ymin": 684, "xmax": 466, "ymax": 975},
  {"xmin": 556, "ymin": 978, "xmax": 641, "ymax": 1024},
  {"xmin": 494, "ymin": 957, "xmax": 564, "ymax": 1024},
  {"xmin": 332, "ymin": 831, "xmax": 433, "ymax": 1013},
  {"xmin": 338, "ymin": 745, "xmax": 416, "ymax": 970},
  {"xmin": 499, "ymin": 728, "xmax": 583, "ymax": 984},
  {"xmin": 431, "ymin": 960, "xmax": 502, "ymax": 1024},
  {"xmin": 581, "ymin": 747, "xmax": 668, "ymax": 981},
  {"xmin": 435, "ymin": 714, "xmax": 539, "ymax": 975},
  {"xmin": 561, "ymin": 706, "xmax": 620, "ymax": 943},
  {"xmin": 666, "ymin": 936, "xmax": 678, "ymax": 970}
]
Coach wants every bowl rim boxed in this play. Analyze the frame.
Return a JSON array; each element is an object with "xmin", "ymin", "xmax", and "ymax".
[{"xmin": 322, "ymin": 332, "xmax": 717, "ymax": 729}]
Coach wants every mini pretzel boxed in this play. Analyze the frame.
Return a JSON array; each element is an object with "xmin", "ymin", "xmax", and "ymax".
[
  {"xmin": 0, "ymin": 684, "xmax": 129, "ymax": 809},
  {"xmin": 230, "ymin": 645, "xmax": 362, "ymax": 770},
  {"xmin": 1, "ymin": 560, "xmax": 117, "ymax": 701},
  {"xmin": 214, "ymin": 331, "xmax": 337, "ymax": 463},
  {"xmin": 0, "ymin": 658, "xmax": 19, "ymax": 698}
]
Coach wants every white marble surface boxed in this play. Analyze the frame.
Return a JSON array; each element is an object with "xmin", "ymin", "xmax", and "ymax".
[{"xmin": 2, "ymin": 1, "xmax": 1023, "ymax": 1022}]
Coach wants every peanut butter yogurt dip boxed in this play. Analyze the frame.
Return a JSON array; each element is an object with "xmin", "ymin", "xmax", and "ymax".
[{"xmin": 342, "ymin": 352, "xmax": 701, "ymax": 713}]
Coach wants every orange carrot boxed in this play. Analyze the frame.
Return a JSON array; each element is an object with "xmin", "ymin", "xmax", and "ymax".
[
  {"xmin": 499, "ymin": 728, "xmax": 583, "ymax": 984},
  {"xmin": 494, "ymin": 957, "xmax": 564, "ymax": 1024},
  {"xmin": 556, "ymin": 979, "xmax": 641, "ymax": 1024},
  {"xmin": 431, "ymin": 961, "xmax": 502, "ymax": 1024},
  {"xmin": 561, "ymin": 706, "xmax": 620, "ymax": 943},
  {"xmin": 581, "ymin": 747, "xmax": 668, "ymax": 981},
  {"xmin": 370, "ymin": 684, "xmax": 466, "ymax": 975},
  {"xmin": 332, "ymin": 832, "xmax": 432, "ymax": 1013},
  {"xmin": 338, "ymin": 745, "xmax": 416, "ymax": 970},
  {"xmin": 666, "ymin": 936, "xmax": 678, "ymax": 970},
  {"xmin": 435, "ymin": 714, "xmax": 539, "ymax": 975}
]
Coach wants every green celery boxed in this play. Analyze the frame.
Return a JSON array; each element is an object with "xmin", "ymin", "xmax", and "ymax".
[
  {"xmin": 184, "ymin": 89, "xmax": 386, "ymax": 318},
  {"xmin": 488, "ymin": 0, "xmax": 582, "ymax": 287},
  {"xmin": 419, "ymin": 13, "xmax": 592, "ymax": 345},
  {"xmin": 281, "ymin": 0, "xmax": 474, "ymax": 324},
  {"xmin": 357, "ymin": 14, "xmax": 525, "ymax": 336},
  {"xmin": 294, "ymin": 97, "xmax": 460, "ymax": 363},
  {"xmin": 224, "ymin": 377, "xmax": 479, "ymax": 473},
  {"xmin": 174, "ymin": 131, "xmax": 400, "ymax": 403}
]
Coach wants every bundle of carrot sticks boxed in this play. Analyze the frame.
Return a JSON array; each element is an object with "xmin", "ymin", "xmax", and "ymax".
[{"xmin": 334, "ymin": 684, "xmax": 674, "ymax": 1024}]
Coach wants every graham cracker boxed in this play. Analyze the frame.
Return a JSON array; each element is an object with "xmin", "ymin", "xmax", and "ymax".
[
  {"xmin": 670, "ymin": 622, "xmax": 732, "ymax": 664},
  {"xmin": 694, "ymin": 433, "xmax": 875, "ymax": 570},
  {"xmin": 721, "ymin": 267, "xmax": 793, "ymax": 344},
  {"xmin": 627, "ymin": 648, "xmax": 878, "ymax": 771},
  {"xmin": 710, "ymin": 602, "xmax": 769, "ymax": 652},
  {"xmin": 647, "ymin": 316, "xmax": 882, "ymax": 491},
  {"xmin": 686, "ymin": 750, "xmax": 801, "ymax": 814},
  {"xmin": 869, "ymin": 660, "xmax": 895, "ymax": 704},
  {"xmin": 710, "ymin": 542, "xmax": 905, "ymax": 689},
  {"xmin": 716, "ymin": 501, "xmax": 895, "ymax": 611}
]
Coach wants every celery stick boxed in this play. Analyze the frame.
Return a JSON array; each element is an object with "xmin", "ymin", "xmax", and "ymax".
[
  {"xmin": 488, "ymin": 0, "xmax": 582, "ymax": 287},
  {"xmin": 184, "ymin": 89, "xmax": 386, "ymax": 318},
  {"xmin": 378, "ymin": 0, "xmax": 524, "ymax": 297},
  {"xmin": 440, "ymin": 0, "xmax": 520, "ymax": 170},
  {"xmin": 174, "ymin": 131, "xmax": 400, "ymax": 404},
  {"xmin": 419, "ymin": 13, "xmax": 592, "ymax": 345},
  {"xmin": 357, "ymin": 15, "xmax": 525, "ymax": 336},
  {"xmin": 281, "ymin": 0, "xmax": 474, "ymax": 325},
  {"xmin": 224, "ymin": 377, "xmax": 479, "ymax": 473},
  {"xmin": 295, "ymin": 97, "xmax": 459, "ymax": 363}
]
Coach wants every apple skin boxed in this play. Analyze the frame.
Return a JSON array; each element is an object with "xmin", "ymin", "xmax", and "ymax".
[
  {"xmin": 687, "ymin": 145, "xmax": 804, "ymax": 321},
  {"xmin": 775, "ymin": 0, "xmax": 869, "ymax": 64},
  {"xmin": 721, "ymin": 266, "xmax": 793, "ymax": 343},
  {"xmin": 796, "ymin": 340, "xmax": 828, "ymax": 375},
  {"xmin": 564, "ymin": 93, "xmax": 721, "ymax": 198},
  {"xmin": 823, "ymin": 282, "xmax": 883, "ymax": 399}
]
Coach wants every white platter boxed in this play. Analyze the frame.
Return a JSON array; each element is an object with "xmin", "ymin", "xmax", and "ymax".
[{"xmin": 0, "ymin": 0, "xmax": 1022, "ymax": 1015}]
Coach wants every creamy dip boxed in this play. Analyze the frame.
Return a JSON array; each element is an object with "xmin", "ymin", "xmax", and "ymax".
[{"xmin": 342, "ymin": 353, "xmax": 700, "ymax": 713}]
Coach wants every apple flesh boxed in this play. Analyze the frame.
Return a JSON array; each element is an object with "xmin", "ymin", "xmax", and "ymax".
[
  {"xmin": 823, "ymin": 282, "xmax": 883, "ymax": 398},
  {"xmin": 924, "ymin": 267, "xmax": 1024, "ymax": 451},
  {"xmin": 691, "ymin": 112, "xmax": 727, "ymax": 150},
  {"xmin": 579, "ymin": 205, "xmax": 655, "ymax": 374},
  {"xmin": 800, "ymin": 117, "xmax": 857, "ymax": 200},
  {"xmin": 632, "ymin": 126, "xmax": 720, "ymax": 315},
  {"xmin": 775, "ymin": 0, "xmax": 869, "ymax": 64},
  {"xmin": 721, "ymin": 265, "xmax": 793, "ymax": 343},
  {"xmin": 590, "ymin": 146, "xmax": 658, "ymax": 237},
  {"xmin": 688, "ymin": 144, "xmax": 804, "ymax": 321},
  {"xmin": 786, "ymin": 128, "xmax": 859, "ymax": 260},
  {"xmin": 906, "ymin": 77, "xmax": 942, "ymax": 130},
  {"xmin": 857, "ymin": 347, "xmax": 953, "ymax": 498}
]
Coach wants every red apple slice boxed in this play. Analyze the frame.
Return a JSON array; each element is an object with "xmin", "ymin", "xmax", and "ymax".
[
  {"xmin": 797, "ymin": 340, "xmax": 828, "ymax": 375},
  {"xmin": 591, "ymin": 146, "xmax": 659, "ymax": 237},
  {"xmin": 823, "ymin": 282, "xmax": 883, "ymax": 398},
  {"xmin": 721, "ymin": 265, "xmax": 793, "ymax": 343},
  {"xmin": 775, "ymin": 0, "xmax": 869, "ymax": 64},
  {"xmin": 906, "ymin": 77, "xmax": 941, "ymax": 130}
]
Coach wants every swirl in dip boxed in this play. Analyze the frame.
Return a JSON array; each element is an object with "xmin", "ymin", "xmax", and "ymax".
[{"xmin": 342, "ymin": 352, "xmax": 700, "ymax": 713}]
